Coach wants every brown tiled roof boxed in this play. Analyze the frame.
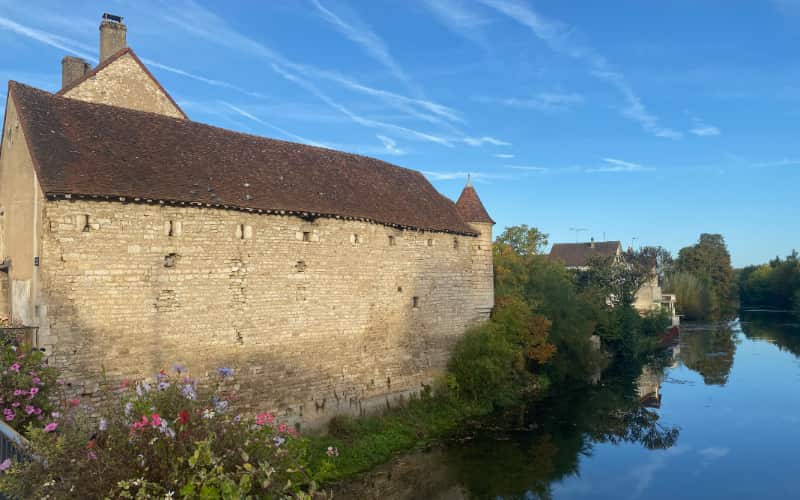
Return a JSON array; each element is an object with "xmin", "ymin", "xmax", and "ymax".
[
  {"xmin": 9, "ymin": 82, "xmax": 476, "ymax": 235},
  {"xmin": 549, "ymin": 241, "xmax": 622, "ymax": 267},
  {"xmin": 56, "ymin": 48, "xmax": 188, "ymax": 120},
  {"xmin": 455, "ymin": 185, "xmax": 494, "ymax": 224}
]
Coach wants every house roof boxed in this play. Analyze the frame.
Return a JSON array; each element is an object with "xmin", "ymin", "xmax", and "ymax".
[
  {"xmin": 8, "ymin": 82, "xmax": 477, "ymax": 235},
  {"xmin": 549, "ymin": 241, "xmax": 622, "ymax": 267},
  {"xmin": 56, "ymin": 48, "xmax": 189, "ymax": 120},
  {"xmin": 455, "ymin": 182, "xmax": 494, "ymax": 224}
]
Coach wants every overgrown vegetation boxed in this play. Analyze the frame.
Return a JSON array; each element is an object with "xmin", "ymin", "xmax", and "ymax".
[
  {"xmin": 738, "ymin": 250, "xmax": 800, "ymax": 315},
  {"xmin": 665, "ymin": 233, "xmax": 738, "ymax": 320},
  {"xmin": 0, "ymin": 366, "xmax": 326, "ymax": 499}
]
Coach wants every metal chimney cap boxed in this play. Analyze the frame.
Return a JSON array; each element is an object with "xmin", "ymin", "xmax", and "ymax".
[{"xmin": 102, "ymin": 13, "xmax": 124, "ymax": 23}]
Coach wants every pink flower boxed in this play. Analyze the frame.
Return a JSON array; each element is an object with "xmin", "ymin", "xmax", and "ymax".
[
  {"xmin": 87, "ymin": 450, "xmax": 97, "ymax": 460},
  {"xmin": 9, "ymin": 363, "xmax": 20, "ymax": 373},
  {"xmin": 151, "ymin": 413, "xmax": 162, "ymax": 428},
  {"xmin": 11, "ymin": 402, "xmax": 19, "ymax": 408},
  {"xmin": 24, "ymin": 405, "xmax": 35, "ymax": 415},
  {"xmin": 28, "ymin": 387, "xmax": 39, "ymax": 398},
  {"xmin": 13, "ymin": 389, "xmax": 26, "ymax": 397},
  {"xmin": 44, "ymin": 422, "xmax": 58, "ymax": 432},
  {"xmin": 256, "ymin": 412, "xmax": 276, "ymax": 426},
  {"xmin": 4, "ymin": 413, "xmax": 13, "ymax": 422},
  {"xmin": 278, "ymin": 423, "xmax": 288, "ymax": 433},
  {"xmin": 0, "ymin": 458, "xmax": 10, "ymax": 471},
  {"xmin": 68, "ymin": 399, "xmax": 80, "ymax": 407},
  {"xmin": 32, "ymin": 377, "xmax": 41, "ymax": 385}
]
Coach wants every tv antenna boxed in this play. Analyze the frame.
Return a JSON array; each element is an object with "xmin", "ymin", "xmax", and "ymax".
[{"xmin": 569, "ymin": 227, "xmax": 588, "ymax": 243}]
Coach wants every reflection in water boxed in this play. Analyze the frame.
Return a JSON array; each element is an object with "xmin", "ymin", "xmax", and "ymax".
[
  {"xmin": 337, "ymin": 358, "xmax": 680, "ymax": 499},
  {"xmin": 677, "ymin": 322, "xmax": 737, "ymax": 386},
  {"xmin": 740, "ymin": 310, "xmax": 800, "ymax": 356},
  {"xmin": 336, "ymin": 313, "xmax": 800, "ymax": 499}
]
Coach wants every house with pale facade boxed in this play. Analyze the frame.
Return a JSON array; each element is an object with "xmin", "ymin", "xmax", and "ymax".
[
  {"xmin": 549, "ymin": 239, "xmax": 677, "ymax": 322},
  {"xmin": 0, "ymin": 14, "xmax": 494, "ymax": 426}
]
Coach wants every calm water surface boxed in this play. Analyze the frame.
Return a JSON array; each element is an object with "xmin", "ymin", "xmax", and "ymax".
[{"xmin": 338, "ymin": 311, "xmax": 800, "ymax": 499}]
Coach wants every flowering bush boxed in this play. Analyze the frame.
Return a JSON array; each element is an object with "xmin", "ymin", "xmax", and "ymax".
[
  {"xmin": 0, "ymin": 367, "xmax": 329, "ymax": 499},
  {"xmin": 0, "ymin": 342, "xmax": 57, "ymax": 433}
]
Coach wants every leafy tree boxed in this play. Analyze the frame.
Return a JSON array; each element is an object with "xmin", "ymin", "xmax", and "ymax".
[
  {"xmin": 739, "ymin": 250, "xmax": 800, "ymax": 314},
  {"xmin": 675, "ymin": 234, "xmax": 738, "ymax": 319},
  {"xmin": 495, "ymin": 225, "xmax": 549, "ymax": 256}
]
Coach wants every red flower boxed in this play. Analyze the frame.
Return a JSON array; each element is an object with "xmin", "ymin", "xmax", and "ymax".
[
  {"xmin": 178, "ymin": 409, "xmax": 190, "ymax": 425},
  {"xmin": 87, "ymin": 439, "xmax": 95, "ymax": 449},
  {"xmin": 68, "ymin": 399, "xmax": 80, "ymax": 407}
]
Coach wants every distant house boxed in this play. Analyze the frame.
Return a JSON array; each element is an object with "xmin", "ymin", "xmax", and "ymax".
[{"xmin": 549, "ymin": 239, "xmax": 674, "ymax": 318}]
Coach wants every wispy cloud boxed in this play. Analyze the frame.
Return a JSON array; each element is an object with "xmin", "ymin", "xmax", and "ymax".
[
  {"xmin": 495, "ymin": 153, "xmax": 515, "ymax": 159},
  {"xmin": 0, "ymin": 15, "xmax": 95, "ymax": 61},
  {"xmin": 478, "ymin": 91, "xmax": 584, "ymax": 111},
  {"xmin": 420, "ymin": 0, "xmax": 491, "ymax": 46},
  {"xmin": 690, "ymin": 125, "xmax": 721, "ymax": 137},
  {"xmin": 142, "ymin": 59, "xmax": 270, "ymax": 99},
  {"xmin": 462, "ymin": 136, "xmax": 510, "ymax": 146},
  {"xmin": 311, "ymin": 0, "xmax": 411, "ymax": 87},
  {"xmin": 585, "ymin": 157, "xmax": 653, "ymax": 173},
  {"xmin": 270, "ymin": 62, "xmax": 454, "ymax": 146},
  {"xmin": 752, "ymin": 158, "xmax": 800, "ymax": 168},
  {"xmin": 506, "ymin": 165, "xmax": 548, "ymax": 172},
  {"xmin": 474, "ymin": 0, "xmax": 682, "ymax": 139},
  {"xmin": 220, "ymin": 101, "xmax": 329, "ymax": 147},
  {"xmin": 698, "ymin": 447, "xmax": 730, "ymax": 461},
  {"xmin": 376, "ymin": 134, "xmax": 407, "ymax": 155},
  {"xmin": 422, "ymin": 170, "xmax": 512, "ymax": 181}
]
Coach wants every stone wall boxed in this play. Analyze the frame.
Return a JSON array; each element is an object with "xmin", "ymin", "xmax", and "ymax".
[
  {"xmin": 38, "ymin": 199, "xmax": 493, "ymax": 427},
  {"xmin": 62, "ymin": 52, "xmax": 185, "ymax": 119}
]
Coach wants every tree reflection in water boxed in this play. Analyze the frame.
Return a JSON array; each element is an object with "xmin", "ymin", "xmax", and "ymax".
[
  {"xmin": 337, "ymin": 357, "xmax": 681, "ymax": 500},
  {"xmin": 678, "ymin": 321, "xmax": 737, "ymax": 386}
]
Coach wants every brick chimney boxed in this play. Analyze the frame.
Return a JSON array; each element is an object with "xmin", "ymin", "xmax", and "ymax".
[
  {"xmin": 99, "ymin": 13, "xmax": 126, "ymax": 62},
  {"xmin": 61, "ymin": 56, "xmax": 90, "ymax": 89}
]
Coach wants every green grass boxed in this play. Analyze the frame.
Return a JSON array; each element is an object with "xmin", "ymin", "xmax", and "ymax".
[{"xmin": 306, "ymin": 394, "xmax": 489, "ymax": 482}]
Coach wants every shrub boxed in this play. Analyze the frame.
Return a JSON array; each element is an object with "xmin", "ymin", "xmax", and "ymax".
[
  {"xmin": 0, "ymin": 342, "xmax": 57, "ymax": 434},
  {"xmin": 0, "ymin": 368, "xmax": 328, "ymax": 499},
  {"xmin": 664, "ymin": 271, "xmax": 710, "ymax": 320}
]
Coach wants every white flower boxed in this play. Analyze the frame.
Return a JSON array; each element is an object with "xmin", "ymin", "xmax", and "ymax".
[{"xmin": 203, "ymin": 409, "xmax": 215, "ymax": 419}]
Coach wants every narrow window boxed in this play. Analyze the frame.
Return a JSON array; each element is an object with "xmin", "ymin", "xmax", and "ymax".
[
  {"xmin": 302, "ymin": 231, "xmax": 311, "ymax": 242},
  {"xmin": 236, "ymin": 224, "xmax": 244, "ymax": 239},
  {"xmin": 352, "ymin": 233, "xmax": 360, "ymax": 244},
  {"xmin": 397, "ymin": 286, "xmax": 403, "ymax": 293},
  {"xmin": 427, "ymin": 238, "xmax": 433, "ymax": 247},
  {"xmin": 243, "ymin": 225, "xmax": 253, "ymax": 240},
  {"xmin": 167, "ymin": 220, "xmax": 175, "ymax": 237},
  {"xmin": 453, "ymin": 238, "xmax": 459, "ymax": 249},
  {"xmin": 412, "ymin": 296, "xmax": 420, "ymax": 309},
  {"xmin": 388, "ymin": 235, "xmax": 396, "ymax": 246},
  {"xmin": 79, "ymin": 214, "xmax": 90, "ymax": 232}
]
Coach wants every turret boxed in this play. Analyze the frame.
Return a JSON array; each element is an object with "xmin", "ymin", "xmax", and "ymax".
[{"xmin": 455, "ymin": 175, "xmax": 494, "ymax": 319}]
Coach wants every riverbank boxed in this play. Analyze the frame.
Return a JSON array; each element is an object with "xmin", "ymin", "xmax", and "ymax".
[{"xmin": 307, "ymin": 391, "xmax": 491, "ymax": 483}]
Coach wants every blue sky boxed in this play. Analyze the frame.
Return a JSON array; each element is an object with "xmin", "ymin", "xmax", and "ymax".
[{"xmin": 1, "ymin": 0, "xmax": 798, "ymax": 266}]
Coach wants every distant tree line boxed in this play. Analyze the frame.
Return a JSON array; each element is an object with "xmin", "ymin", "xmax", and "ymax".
[{"xmin": 738, "ymin": 251, "xmax": 800, "ymax": 315}]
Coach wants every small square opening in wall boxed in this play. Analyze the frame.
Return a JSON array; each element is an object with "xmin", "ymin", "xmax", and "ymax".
[
  {"xmin": 412, "ymin": 296, "xmax": 420, "ymax": 309},
  {"xmin": 302, "ymin": 231, "xmax": 311, "ymax": 242},
  {"xmin": 453, "ymin": 238, "xmax": 459, "ymax": 249},
  {"xmin": 388, "ymin": 235, "xmax": 396, "ymax": 246},
  {"xmin": 352, "ymin": 233, "xmax": 360, "ymax": 244},
  {"xmin": 235, "ymin": 224, "xmax": 244, "ymax": 239},
  {"xmin": 427, "ymin": 238, "xmax": 433, "ymax": 247}
]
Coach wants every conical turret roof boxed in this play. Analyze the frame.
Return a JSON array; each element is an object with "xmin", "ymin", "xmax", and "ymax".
[{"xmin": 455, "ymin": 176, "xmax": 494, "ymax": 224}]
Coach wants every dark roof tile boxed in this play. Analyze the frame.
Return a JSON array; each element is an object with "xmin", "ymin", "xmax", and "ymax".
[
  {"xmin": 9, "ymin": 82, "xmax": 476, "ymax": 235},
  {"xmin": 549, "ymin": 241, "xmax": 622, "ymax": 267}
]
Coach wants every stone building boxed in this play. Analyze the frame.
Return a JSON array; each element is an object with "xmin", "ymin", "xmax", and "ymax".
[{"xmin": 0, "ymin": 15, "xmax": 494, "ymax": 426}]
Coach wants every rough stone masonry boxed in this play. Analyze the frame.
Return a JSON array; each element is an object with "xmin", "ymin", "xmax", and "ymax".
[{"xmin": 0, "ymin": 14, "xmax": 494, "ymax": 428}]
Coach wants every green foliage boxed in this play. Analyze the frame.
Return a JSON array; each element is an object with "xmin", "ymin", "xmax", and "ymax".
[
  {"xmin": 0, "ymin": 343, "xmax": 57, "ymax": 433},
  {"xmin": 675, "ymin": 233, "xmax": 738, "ymax": 319},
  {"xmin": 578, "ymin": 249, "xmax": 656, "ymax": 308},
  {"xmin": 0, "ymin": 369, "xmax": 323, "ymax": 499},
  {"xmin": 663, "ymin": 271, "xmax": 711, "ymax": 320},
  {"xmin": 494, "ymin": 225, "xmax": 549, "ymax": 256},
  {"xmin": 307, "ymin": 393, "xmax": 485, "ymax": 482},
  {"xmin": 738, "ymin": 250, "xmax": 800, "ymax": 313}
]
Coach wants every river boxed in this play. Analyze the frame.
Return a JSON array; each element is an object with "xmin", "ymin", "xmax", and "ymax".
[{"xmin": 336, "ymin": 311, "xmax": 800, "ymax": 499}]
